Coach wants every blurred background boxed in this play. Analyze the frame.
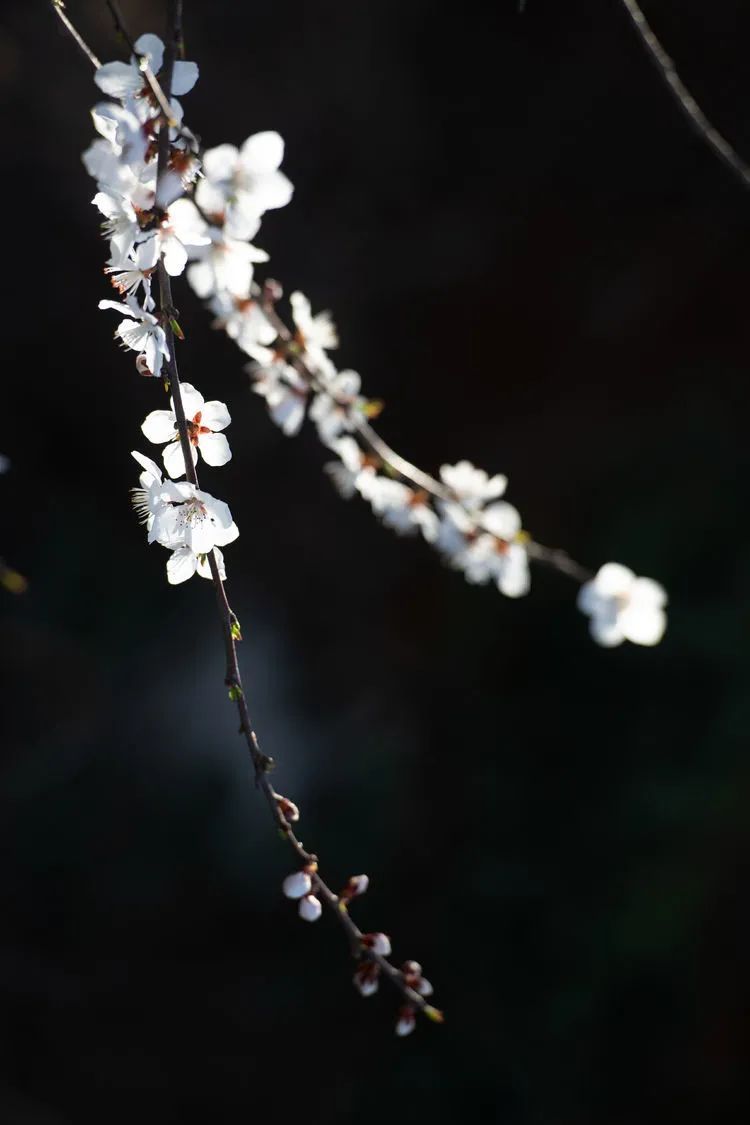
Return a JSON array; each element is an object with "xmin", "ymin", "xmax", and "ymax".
[{"xmin": 1, "ymin": 0, "xmax": 750, "ymax": 1121}]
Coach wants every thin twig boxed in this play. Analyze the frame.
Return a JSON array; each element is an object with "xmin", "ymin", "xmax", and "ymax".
[
  {"xmin": 619, "ymin": 0, "xmax": 750, "ymax": 189},
  {"xmin": 106, "ymin": 0, "xmax": 179, "ymax": 127},
  {"xmin": 50, "ymin": 1, "xmax": 101, "ymax": 69},
  {"xmin": 153, "ymin": 0, "xmax": 441, "ymax": 1024}
]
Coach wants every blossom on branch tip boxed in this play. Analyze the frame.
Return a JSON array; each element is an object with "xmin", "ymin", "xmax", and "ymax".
[
  {"xmin": 141, "ymin": 382, "xmax": 232, "ymax": 478},
  {"xmin": 577, "ymin": 562, "xmax": 667, "ymax": 647},
  {"xmin": 196, "ymin": 132, "xmax": 293, "ymax": 239}
]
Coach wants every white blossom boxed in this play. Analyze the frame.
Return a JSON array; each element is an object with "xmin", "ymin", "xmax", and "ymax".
[
  {"xmin": 251, "ymin": 364, "xmax": 309, "ymax": 436},
  {"xmin": 290, "ymin": 291, "xmax": 338, "ymax": 370},
  {"xmin": 439, "ymin": 460, "xmax": 508, "ymax": 509},
  {"xmin": 211, "ymin": 293, "xmax": 276, "ymax": 355},
  {"xmin": 99, "ymin": 296, "xmax": 170, "ymax": 378},
  {"xmin": 148, "ymin": 481, "xmax": 239, "ymax": 556},
  {"xmin": 324, "ymin": 436, "xmax": 374, "ymax": 499},
  {"xmin": 94, "ymin": 33, "xmax": 198, "ymax": 104},
  {"xmin": 105, "ymin": 238, "xmax": 159, "ymax": 308},
  {"xmin": 196, "ymin": 131, "xmax": 293, "ymax": 239},
  {"xmin": 141, "ymin": 382, "xmax": 232, "ymax": 478},
  {"xmin": 577, "ymin": 562, "xmax": 667, "ymax": 647},
  {"xmin": 309, "ymin": 368, "xmax": 363, "ymax": 446}
]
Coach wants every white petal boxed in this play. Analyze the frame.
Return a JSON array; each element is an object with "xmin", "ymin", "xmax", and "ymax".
[
  {"xmin": 214, "ymin": 520, "xmax": 239, "ymax": 548},
  {"xmin": 590, "ymin": 616, "xmax": 625, "ymax": 647},
  {"xmin": 141, "ymin": 409, "xmax": 177, "ymax": 445},
  {"xmin": 161, "ymin": 234, "xmax": 188, "ymax": 277},
  {"xmin": 594, "ymin": 562, "xmax": 636, "ymax": 597},
  {"xmin": 199, "ymin": 400, "xmax": 231, "ymax": 431},
  {"xmin": 482, "ymin": 501, "xmax": 521, "ymax": 540},
  {"xmin": 171, "ymin": 60, "xmax": 199, "ymax": 95},
  {"xmin": 162, "ymin": 439, "xmax": 195, "ymax": 479},
  {"xmin": 497, "ymin": 545, "xmax": 530, "ymax": 598},
  {"xmin": 133, "ymin": 33, "xmax": 165, "ymax": 74},
  {"xmin": 201, "ymin": 143, "xmax": 239, "ymax": 182},
  {"xmin": 166, "ymin": 546, "xmax": 197, "ymax": 585},
  {"xmin": 619, "ymin": 605, "xmax": 667, "ymax": 646},
  {"xmin": 198, "ymin": 431, "xmax": 231, "ymax": 466},
  {"xmin": 186, "ymin": 259, "xmax": 216, "ymax": 299},
  {"xmin": 94, "ymin": 61, "xmax": 141, "ymax": 100},
  {"xmin": 131, "ymin": 450, "xmax": 162, "ymax": 481},
  {"xmin": 630, "ymin": 577, "xmax": 668, "ymax": 609},
  {"xmin": 197, "ymin": 547, "xmax": 225, "ymax": 580},
  {"xmin": 177, "ymin": 383, "xmax": 205, "ymax": 419},
  {"xmin": 239, "ymin": 130, "xmax": 284, "ymax": 174}
]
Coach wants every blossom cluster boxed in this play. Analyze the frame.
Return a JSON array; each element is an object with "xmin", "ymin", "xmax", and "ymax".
[
  {"xmin": 82, "ymin": 28, "xmax": 667, "ymax": 642},
  {"xmin": 82, "ymin": 33, "xmax": 273, "ymax": 584}
]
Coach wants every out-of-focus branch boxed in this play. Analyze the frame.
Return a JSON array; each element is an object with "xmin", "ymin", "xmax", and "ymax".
[{"xmin": 620, "ymin": 0, "xmax": 750, "ymax": 190}]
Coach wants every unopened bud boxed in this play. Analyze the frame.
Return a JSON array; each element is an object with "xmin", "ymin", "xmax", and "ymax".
[
  {"xmin": 395, "ymin": 1007, "xmax": 416, "ymax": 1037},
  {"xmin": 298, "ymin": 894, "xmax": 322, "ymax": 922},
  {"xmin": 353, "ymin": 962, "xmax": 380, "ymax": 997},
  {"xmin": 362, "ymin": 932, "xmax": 391, "ymax": 957},
  {"xmin": 340, "ymin": 874, "xmax": 369, "ymax": 902},
  {"xmin": 262, "ymin": 278, "xmax": 283, "ymax": 304},
  {"xmin": 282, "ymin": 870, "xmax": 312, "ymax": 900},
  {"xmin": 401, "ymin": 960, "xmax": 433, "ymax": 997},
  {"xmin": 275, "ymin": 795, "xmax": 300, "ymax": 823}
]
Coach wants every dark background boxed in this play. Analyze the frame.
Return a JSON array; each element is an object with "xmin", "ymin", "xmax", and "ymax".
[{"xmin": 1, "ymin": 0, "xmax": 749, "ymax": 1121}]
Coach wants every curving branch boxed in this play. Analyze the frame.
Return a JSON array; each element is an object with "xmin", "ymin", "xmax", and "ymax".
[{"xmin": 619, "ymin": 0, "xmax": 750, "ymax": 190}]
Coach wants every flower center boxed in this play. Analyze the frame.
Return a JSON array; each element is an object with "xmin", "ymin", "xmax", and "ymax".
[{"xmin": 186, "ymin": 411, "xmax": 211, "ymax": 445}]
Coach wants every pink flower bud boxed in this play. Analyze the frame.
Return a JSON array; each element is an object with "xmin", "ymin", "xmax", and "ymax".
[
  {"xmin": 362, "ymin": 932, "xmax": 391, "ymax": 957},
  {"xmin": 353, "ymin": 962, "xmax": 380, "ymax": 997},
  {"xmin": 298, "ymin": 894, "xmax": 322, "ymax": 922},
  {"xmin": 417, "ymin": 977, "xmax": 433, "ymax": 997},
  {"xmin": 340, "ymin": 874, "xmax": 369, "ymax": 901},
  {"xmin": 395, "ymin": 1007, "xmax": 416, "ymax": 1037},
  {"xmin": 282, "ymin": 870, "xmax": 312, "ymax": 900},
  {"xmin": 275, "ymin": 794, "xmax": 300, "ymax": 823}
]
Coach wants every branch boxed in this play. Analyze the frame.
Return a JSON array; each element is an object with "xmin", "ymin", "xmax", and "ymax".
[
  {"xmin": 152, "ymin": 0, "xmax": 443, "ymax": 1029},
  {"xmin": 50, "ymin": 1, "xmax": 101, "ymax": 69},
  {"xmin": 258, "ymin": 288, "xmax": 594, "ymax": 584},
  {"xmin": 619, "ymin": 0, "xmax": 750, "ymax": 190}
]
